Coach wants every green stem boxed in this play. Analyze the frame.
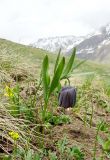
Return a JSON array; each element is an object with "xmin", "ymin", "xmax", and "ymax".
[
  {"xmin": 42, "ymin": 100, "xmax": 48, "ymax": 122},
  {"xmin": 67, "ymin": 78, "xmax": 70, "ymax": 86}
]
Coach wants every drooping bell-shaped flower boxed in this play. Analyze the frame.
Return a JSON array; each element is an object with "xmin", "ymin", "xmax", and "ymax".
[{"xmin": 58, "ymin": 86, "xmax": 77, "ymax": 108}]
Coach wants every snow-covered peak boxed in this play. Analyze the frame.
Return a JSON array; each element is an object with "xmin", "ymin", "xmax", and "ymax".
[
  {"xmin": 32, "ymin": 35, "xmax": 85, "ymax": 52},
  {"xmin": 31, "ymin": 23, "xmax": 110, "ymax": 63}
]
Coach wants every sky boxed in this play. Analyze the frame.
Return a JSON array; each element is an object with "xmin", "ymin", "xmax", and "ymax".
[{"xmin": 0, "ymin": 0, "xmax": 110, "ymax": 44}]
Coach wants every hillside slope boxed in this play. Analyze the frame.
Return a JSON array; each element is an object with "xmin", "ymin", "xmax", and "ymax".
[
  {"xmin": 1, "ymin": 38, "xmax": 110, "ymax": 160},
  {"xmin": 0, "ymin": 38, "xmax": 110, "ymax": 76},
  {"xmin": 0, "ymin": 38, "xmax": 57, "ymax": 82},
  {"xmin": 0, "ymin": 38, "xmax": 109, "ymax": 80},
  {"xmin": 31, "ymin": 23, "xmax": 110, "ymax": 63}
]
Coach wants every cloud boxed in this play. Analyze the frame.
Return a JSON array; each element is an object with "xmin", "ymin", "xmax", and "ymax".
[{"xmin": 0, "ymin": 0, "xmax": 110, "ymax": 44}]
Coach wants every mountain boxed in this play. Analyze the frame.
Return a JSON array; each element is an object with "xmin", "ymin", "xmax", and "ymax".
[
  {"xmin": 1, "ymin": 38, "xmax": 105, "ymax": 83},
  {"xmin": 31, "ymin": 23, "xmax": 110, "ymax": 63},
  {"xmin": 31, "ymin": 35, "xmax": 85, "ymax": 52},
  {"xmin": 75, "ymin": 24, "xmax": 110, "ymax": 62}
]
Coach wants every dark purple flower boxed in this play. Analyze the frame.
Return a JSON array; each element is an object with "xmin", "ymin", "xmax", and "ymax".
[{"xmin": 58, "ymin": 86, "xmax": 77, "ymax": 108}]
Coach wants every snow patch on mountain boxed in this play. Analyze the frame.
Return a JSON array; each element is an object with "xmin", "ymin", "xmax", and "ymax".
[
  {"xmin": 31, "ymin": 35, "xmax": 85, "ymax": 52},
  {"xmin": 31, "ymin": 23, "xmax": 110, "ymax": 62}
]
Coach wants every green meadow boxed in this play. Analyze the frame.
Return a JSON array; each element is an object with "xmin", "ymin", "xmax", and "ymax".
[{"xmin": 0, "ymin": 38, "xmax": 110, "ymax": 160}]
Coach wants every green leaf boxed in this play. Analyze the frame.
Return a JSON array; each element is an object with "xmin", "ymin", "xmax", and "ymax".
[
  {"xmin": 42, "ymin": 55, "xmax": 50, "ymax": 101},
  {"xmin": 24, "ymin": 149, "xmax": 33, "ymax": 160},
  {"xmin": 49, "ymin": 57, "xmax": 65, "ymax": 96},
  {"xmin": 61, "ymin": 48, "xmax": 76, "ymax": 79},
  {"xmin": 97, "ymin": 135, "xmax": 104, "ymax": 146},
  {"xmin": 103, "ymin": 140, "xmax": 110, "ymax": 151},
  {"xmin": 57, "ymin": 82, "xmax": 62, "ymax": 92},
  {"xmin": 48, "ymin": 150, "xmax": 58, "ymax": 160},
  {"xmin": 3, "ymin": 155, "xmax": 12, "ymax": 160},
  {"xmin": 47, "ymin": 74, "xmax": 50, "ymax": 86},
  {"xmin": 54, "ymin": 48, "xmax": 61, "ymax": 74},
  {"xmin": 33, "ymin": 153, "xmax": 41, "ymax": 160}
]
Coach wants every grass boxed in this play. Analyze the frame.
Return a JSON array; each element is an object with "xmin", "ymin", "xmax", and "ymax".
[{"xmin": 0, "ymin": 38, "xmax": 110, "ymax": 159}]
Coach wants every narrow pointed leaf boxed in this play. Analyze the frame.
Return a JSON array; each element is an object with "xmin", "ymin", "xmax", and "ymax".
[
  {"xmin": 62, "ymin": 48, "xmax": 76, "ymax": 79},
  {"xmin": 47, "ymin": 74, "xmax": 50, "ymax": 86},
  {"xmin": 49, "ymin": 57, "xmax": 65, "ymax": 96},
  {"xmin": 42, "ymin": 55, "xmax": 49, "ymax": 101},
  {"xmin": 62, "ymin": 60, "xmax": 86, "ymax": 79},
  {"xmin": 54, "ymin": 48, "xmax": 61, "ymax": 74}
]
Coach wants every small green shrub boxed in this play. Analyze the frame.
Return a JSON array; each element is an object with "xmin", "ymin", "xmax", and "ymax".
[
  {"xmin": 67, "ymin": 146, "xmax": 85, "ymax": 160},
  {"xmin": 44, "ymin": 112, "xmax": 71, "ymax": 125},
  {"xmin": 57, "ymin": 137, "xmax": 85, "ymax": 160}
]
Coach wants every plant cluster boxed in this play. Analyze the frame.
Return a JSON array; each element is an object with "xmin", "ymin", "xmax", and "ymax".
[{"xmin": 1, "ymin": 46, "xmax": 110, "ymax": 160}]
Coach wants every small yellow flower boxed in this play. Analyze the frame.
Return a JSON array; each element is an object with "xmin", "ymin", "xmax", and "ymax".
[
  {"xmin": 4, "ymin": 85, "xmax": 14, "ymax": 97},
  {"xmin": 9, "ymin": 131, "xmax": 20, "ymax": 140}
]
